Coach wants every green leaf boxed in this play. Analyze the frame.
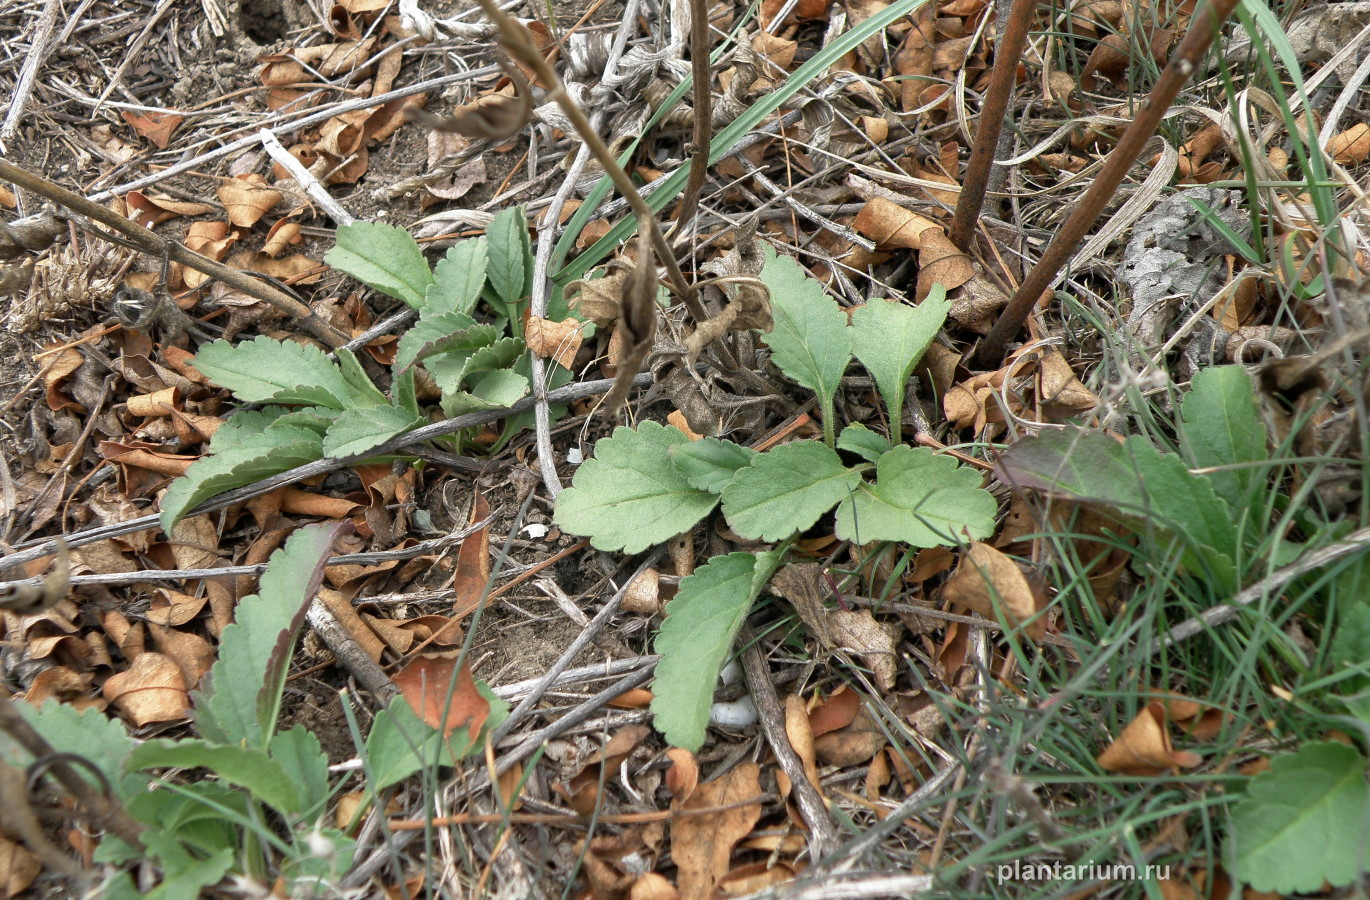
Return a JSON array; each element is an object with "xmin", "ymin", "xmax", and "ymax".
[
  {"xmin": 651, "ymin": 551, "xmax": 782, "ymax": 751},
  {"xmin": 269, "ymin": 726, "xmax": 331, "ymax": 819},
  {"xmin": 1180, "ymin": 365, "xmax": 1267, "ymax": 507},
  {"xmin": 426, "ymin": 237, "xmax": 488, "ymax": 315},
  {"xmin": 160, "ymin": 425, "xmax": 324, "ymax": 532},
  {"xmin": 850, "ymin": 287, "xmax": 949, "ymax": 445},
  {"xmin": 1230, "ymin": 742, "xmax": 1369, "ymax": 893},
  {"xmin": 759, "ymin": 249, "xmax": 851, "ymax": 444},
  {"xmin": 426, "ymin": 335, "xmax": 523, "ymax": 398},
  {"xmin": 668, "ymin": 438, "xmax": 758, "ymax": 493},
  {"xmin": 393, "ymin": 368, "xmax": 419, "ymax": 416},
  {"xmin": 493, "ymin": 358, "xmax": 572, "ymax": 453},
  {"xmin": 192, "ymin": 336, "xmax": 355, "ymax": 408},
  {"xmin": 835, "ymin": 446, "xmax": 996, "ymax": 547},
  {"xmin": 335, "ymin": 347, "xmax": 388, "ymax": 407},
  {"xmin": 721, "ymin": 441, "xmax": 861, "ymax": 541},
  {"xmin": 486, "ymin": 206, "xmax": 530, "ymax": 306},
  {"xmin": 0, "ymin": 700, "xmax": 141, "ymax": 798},
  {"xmin": 393, "ymin": 311, "xmax": 486, "ymax": 373},
  {"xmin": 193, "ymin": 523, "xmax": 341, "ymax": 748},
  {"xmin": 554, "ymin": 422, "xmax": 719, "ymax": 553},
  {"xmin": 127, "ymin": 739, "xmax": 302, "ymax": 815},
  {"xmin": 440, "ymin": 369, "xmax": 529, "ymax": 417},
  {"xmin": 364, "ymin": 698, "xmax": 443, "ymax": 792},
  {"xmin": 326, "ymin": 222, "xmax": 434, "ymax": 308},
  {"xmin": 996, "ymin": 428, "xmax": 1239, "ymax": 590},
  {"xmin": 322, "ymin": 403, "xmax": 424, "ymax": 458},
  {"xmin": 1330, "ymin": 603, "xmax": 1370, "ymax": 724},
  {"xmin": 837, "ymin": 423, "xmax": 893, "ymax": 463}
]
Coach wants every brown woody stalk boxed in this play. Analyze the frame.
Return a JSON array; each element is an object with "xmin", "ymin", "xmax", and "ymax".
[
  {"xmin": 674, "ymin": 0, "xmax": 714, "ymax": 233},
  {"xmin": 469, "ymin": 0, "xmax": 707, "ymax": 322},
  {"xmin": 970, "ymin": 0, "xmax": 1240, "ymax": 369},
  {"xmin": 949, "ymin": 0, "xmax": 1038, "ymax": 251},
  {"xmin": 0, "ymin": 158, "xmax": 350, "ymax": 349}
]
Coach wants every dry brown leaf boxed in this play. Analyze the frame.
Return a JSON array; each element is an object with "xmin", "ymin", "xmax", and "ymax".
[
  {"xmin": 629, "ymin": 873, "xmax": 680, "ymax": 900},
  {"xmin": 1036, "ymin": 349, "xmax": 1098, "ymax": 417},
  {"xmin": 565, "ymin": 271, "xmax": 624, "ymax": 327},
  {"xmin": 853, "ymin": 197, "xmax": 939, "ymax": 249},
  {"xmin": 451, "ymin": 492, "xmax": 491, "ymax": 619},
  {"xmin": 39, "ymin": 344, "xmax": 84, "ymax": 413},
  {"xmin": 149, "ymin": 623, "xmax": 215, "ymax": 690},
  {"xmin": 0, "ymin": 834, "xmax": 41, "ymax": 897},
  {"xmin": 813, "ymin": 707, "xmax": 886, "ymax": 766},
  {"xmin": 103, "ymin": 651, "xmax": 189, "ymax": 726},
  {"xmin": 408, "ymin": 79, "xmax": 531, "ymax": 141},
  {"xmin": 827, "ymin": 610, "xmax": 900, "ymax": 691},
  {"xmin": 784, "ymin": 693, "xmax": 822, "ymax": 797},
  {"xmin": 621, "ymin": 567, "xmax": 662, "ymax": 615},
  {"xmin": 716, "ymin": 862, "xmax": 797, "ymax": 895},
  {"xmin": 916, "ymin": 229, "xmax": 974, "ymax": 300},
  {"xmin": 665, "ymin": 747, "xmax": 699, "ymax": 806},
  {"xmin": 672, "ymin": 762, "xmax": 763, "ymax": 900},
  {"xmin": 391, "ymin": 654, "xmax": 490, "ymax": 740},
  {"xmin": 768, "ymin": 563, "xmax": 832, "ymax": 646},
  {"xmin": 126, "ymin": 191, "xmax": 214, "ymax": 227},
  {"xmin": 1096, "ymin": 701, "xmax": 1204, "ymax": 775},
  {"xmin": 941, "ymin": 543, "xmax": 1047, "ymax": 641},
  {"xmin": 685, "ymin": 278, "xmax": 772, "ymax": 365},
  {"xmin": 809, "ymin": 685, "xmax": 861, "ymax": 737},
  {"xmin": 262, "ymin": 219, "xmax": 303, "ymax": 257},
  {"xmin": 319, "ymin": 587, "xmax": 386, "ymax": 662},
  {"xmin": 146, "ymin": 590, "xmax": 208, "ymax": 627},
  {"xmin": 121, "ymin": 110, "xmax": 183, "ymax": 149},
  {"xmin": 1328, "ymin": 123, "xmax": 1370, "ymax": 165},
  {"xmin": 218, "ymin": 175, "xmax": 283, "ymax": 229},
  {"xmin": 525, "ymin": 314, "xmax": 584, "ymax": 369},
  {"xmin": 602, "ymin": 234, "xmax": 658, "ymax": 414}
]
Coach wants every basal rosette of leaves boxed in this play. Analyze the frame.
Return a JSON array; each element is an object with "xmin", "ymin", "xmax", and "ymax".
[
  {"xmin": 162, "ymin": 210, "xmax": 571, "ymax": 533},
  {"xmin": 553, "ymin": 250, "xmax": 994, "ymax": 749}
]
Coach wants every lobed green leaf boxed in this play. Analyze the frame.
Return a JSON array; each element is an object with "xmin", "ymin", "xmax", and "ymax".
[
  {"xmin": 834, "ymin": 446, "xmax": 996, "ymax": 547},
  {"xmin": 326, "ymin": 222, "xmax": 434, "ymax": 308},
  {"xmin": 721, "ymin": 441, "xmax": 861, "ymax": 541}
]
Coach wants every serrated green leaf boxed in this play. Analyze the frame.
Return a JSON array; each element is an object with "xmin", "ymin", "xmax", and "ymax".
[
  {"xmin": 493, "ymin": 358, "xmax": 572, "ymax": 453},
  {"xmin": 426, "ymin": 237, "xmax": 488, "ymax": 315},
  {"xmin": 269, "ymin": 726, "xmax": 330, "ymax": 818},
  {"xmin": 996, "ymin": 428, "xmax": 1239, "ymax": 590},
  {"xmin": 365, "ymin": 698, "xmax": 443, "ymax": 792},
  {"xmin": 393, "ymin": 369, "xmax": 419, "ymax": 416},
  {"xmin": 721, "ymin": 441, "xmax": 861, "ymax": 541},
  {"xmin": 193, "ymin": 336, "xmax": 355, "ymax": 408},
  {"xmin": 669, "ymin": 438, "xmax": 757, "ymax": 493},
  {"xmin": 651, "ymin": 551, "xmax": 782, "ymax": 751},
  {"xmin": 759, "ymin": 249, "xmax": 851, "ymax": 445},
  {"xmin": 394, "ymin": 311, "xmax": 485, "ymax": 373},
  {"xmin": 835, "ymin": 445, "xmax": 996, "ymax": 547},
  {"xmin": 426, "ymin": 335, "xmax": 523, "ymax": 397},
  {"xmin": 128, "ymin": 739, "xmax": 302, "ymax": 815},
  {"xmin": 0, "ymin": 700, "xmax": 141, "ymax": 797},
  {"xmin": 1180, "ymin": 365, "xmax": 1267, "ymax": 507},
  {"xmin": 193, "ymin": 523, "xmax": 340, "ymax": 748},
  {"xmin": 326, "ymin": 222, "xmax": 434, "ymax": 308},
  {"xmin": 837, "ymin": 423, "xmax": 893, "ymax": 463},
  {"xmin": 554, "ymin": 422, "xmax": 719, "ymax": 553},
  {"xmin": 1231, "ymin": 742, "xmax": 1369, "ymax": 893},
  {"xmin": 850, "ymin": 287, "xmax": 948, "ymax": 445},
  {"xmin": 486, "ymin": 206, "xmax": 530, "ymax": 306},
  {"xmin": 335, "ymin": 347, "xmax": 387, "ymax": 407},
  {"xmin": 440, "ymin": 369, "xmax": 529, "ymax": 417},
  {"xmin": 160, "ymin": 426, "xmax": 324, "ymax": 532},
  {"xmin": 322, "ymin": 403, "xmax": 424, "ymax": 458},
  {"xmin": 1331, "ymin": 603, "xmax": 1370, "ymax": 724},
  {"xmin": 269, "ymin": 407, "xmax": 338, "ymax": 436}
]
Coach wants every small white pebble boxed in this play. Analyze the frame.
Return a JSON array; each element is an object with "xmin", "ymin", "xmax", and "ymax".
[
  {"xmin": 566, "ymin": 447, "xmax": 584, "ymax": 465},
  {"xmin": 710, "ymin": 696, "xmax": 758, "ymax": 728},
  {"xmin": 522, "ymin": 523, "xmax": 550, "ymax": 539},
  {"xmin": 719, "ymin": 660, "xmax": 742, "ymax": 685}
]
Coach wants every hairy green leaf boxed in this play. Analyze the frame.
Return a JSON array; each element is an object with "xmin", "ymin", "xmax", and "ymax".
[
  {"xmin": 160, "ymin": 425, "xmax": 324, "ymax": 532},
  {"xmin": 1180, "ymin": 365, "xmax": 1267, "ymax": 507},
  {"xmin": 996, "ymin": 428, "xmax": 1239, "ymax": 590},
  {"xmin": 335, "ymin": 347, "xmax": 387, "ymax": 407},
  {"xmin": 322, "ymin": 403, "xmax": 424, "ymax": 458},
  {"xmin": 393, "ymin": 312, "xmax": 487, "ymax": 373},
  {"xmin": 128, "ymin": 740, "xmax": 302, "ymax": 815},
  {"xmin": 326, "ymin": 221, "xmax": 434, "ymax": 308},
  {"xmin": 193, "ymin": 523, "xmax": 341, "ymax": 748},
  {"xmin": 193, "ymin": 336, "xmax": 355, "ymax": 409},
  {"xmin": 554, "ymin": 422, "xmax": 719, "ymax": 553},
  {"xmin": 1231, "ymin": 742, "xmax": 1369, "ymax": 893},
  {"xmin": 1331, "ymin": 603, "xmax": 1370, "ymax": 724},
  {"xmin": 759, "ymin": 249, "xmax": 851, "ymax": 445},
  {"xmin": 486, "ymin": 206, "xmax": 530, "ymax": 307},
  {"xmin": 721, "ymin": 441, "xmax": 861, "ymax": 541},
  {"xmin": 0, "ymin": 699, "xmax": 141, "ymax": 797},
  {"xmin": 425, "ymin": 335, "xmax": 523, "ymax": 398},
  {"xmin": 440, "ymin": 369, "xmax": 529, "ymax": 417},
  {"xmin": 269, "ymin": 726, "xmax": 330, "ymax": 818},
  {"xmin": 426, "ymin": 237, "xmax": 488, "ymax": 315},
  {"xmin": 837, "ymin": 423, "xmax": 893, "ymax": 463},
  {"xmin": 835, "ymin": 446, "xmax": 996, "ymax": 547},
  {"xmin": 850, "ymin": 287, "xmax": 949, "ymax": 445},
  {"xmin": 669, "ymin": 438, "xmax": 758, "ymax": 493},
  {"xmin": 652, "ymin": 551, "xmax": 781, "ymax": 751}
]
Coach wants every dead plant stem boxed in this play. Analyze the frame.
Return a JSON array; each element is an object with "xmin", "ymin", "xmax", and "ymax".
[
  {"xmin": 675, "ymin": 0, "xmax": 714, "ymax": 233},
  {"xmin": 971, "ymin": 0, "xmax": 1240, "ymax": 369}
]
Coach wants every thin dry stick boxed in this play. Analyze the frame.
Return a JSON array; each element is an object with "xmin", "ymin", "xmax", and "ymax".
[
  {"xmin": 0, "ymin": 372, "xmax": 653, "ymax": 573},
  {"xmin": 739, "ymin": 623, "xmax": 842, "ymax": 859},
  {"xmin": 674, "ymin": 0, "xmax": 714, "ymax": 233},
  {"xmin": 471, "ymin": 0, "xmax": 707, "ymax": 324},
  {"xmin": 259, "ymin": 129, "xmax": 355, "ymax": 226},
  {"xmin": 0, "ymin": 0, "xmax": 62, "ymax": 146},
  {"xmin": 948, "ymin": 0, "xmax": 1037, "ymax": 251},
  {"xmin": 970, "ymin": 0, "xmax": 1240, "ymax": 369},
  {"xmin": 0, "ymin": 158, "xmax": 350, "ymax": 349}
]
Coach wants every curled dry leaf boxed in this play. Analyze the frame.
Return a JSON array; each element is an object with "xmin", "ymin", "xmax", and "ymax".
[
  {"xmin": 218, "ymin": 175, "xmax": 283, "ymax": 229},
  {"xmin": 853, "ymin": 197, "xmax": 939, "ymax": 249},
  {"xmin": 602, "ymin": 233, "xmax": 658, "ymax": 415},
  {"xmin": 566, "ymin": 270, "xmax": 625, "ymax": 327},
  {"xmin": 126, "ymin": 192, "xmax": 214, "ymax": 227},
  {"xmin": 685, "ymin": 276, "xmax": 772, "ymax": 365},
  {"xmin": 813, "ymin": 706, "xmax": 886, "ymax": 766},
  {"xmin": 672, "ymin": 761, "xmax": 763, "ymax": 900},
  {"xmin": 121, "ymin": 110, "xmax": 183, "ymax": 149},
  {"xmin": 391, "ymin": 653, "xmax": 491, "ymax": 739},
  {"xmin": 1328, "ymin": 123, "xmax": 1370, "ymax": 166},
  {"xmin": 451, "ymin": 492, "xmax": 491, "ymax": 620},
  {"xmin": 784, "ymin": 693, "xmax": 822, "ymax": 797},
  {"xmin": 103, "ymin": 650, "xmax": 189, "ymax": 726},
  {"xmin": 525, "ymin": 314, "xmax": 584, "ymax": 369},
  {"xmin": 1096, "ymin": 700, "xmax": 1204, "ymax": 775},
  {"xmin": 0, "ymin": 835, "xmax": 42, "ymax": 897},
  {"xmin": 406, "ymin": 61, "xmax": 531, "ymax": 140},
  {"xmin": 916, "ymin": 229, "xmax": 974, "ymax": 301},
  {"xmin": 828, "ymin": 610, "xmax": 900, "ymax": 692},
  {"xmin": 665, "ymin": 747, "xmax": 699, "ymax": 806},
  {"xmin": 621, "ymin": 566, "xmax": 662, "ymax": 615},
  {"xmin": 941, "ymin": 543, "xmax": 1047, "ymax": 642},
  {"xmin": 808, "ymin": 685, "xmax": 861, "ymax": 737}
]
